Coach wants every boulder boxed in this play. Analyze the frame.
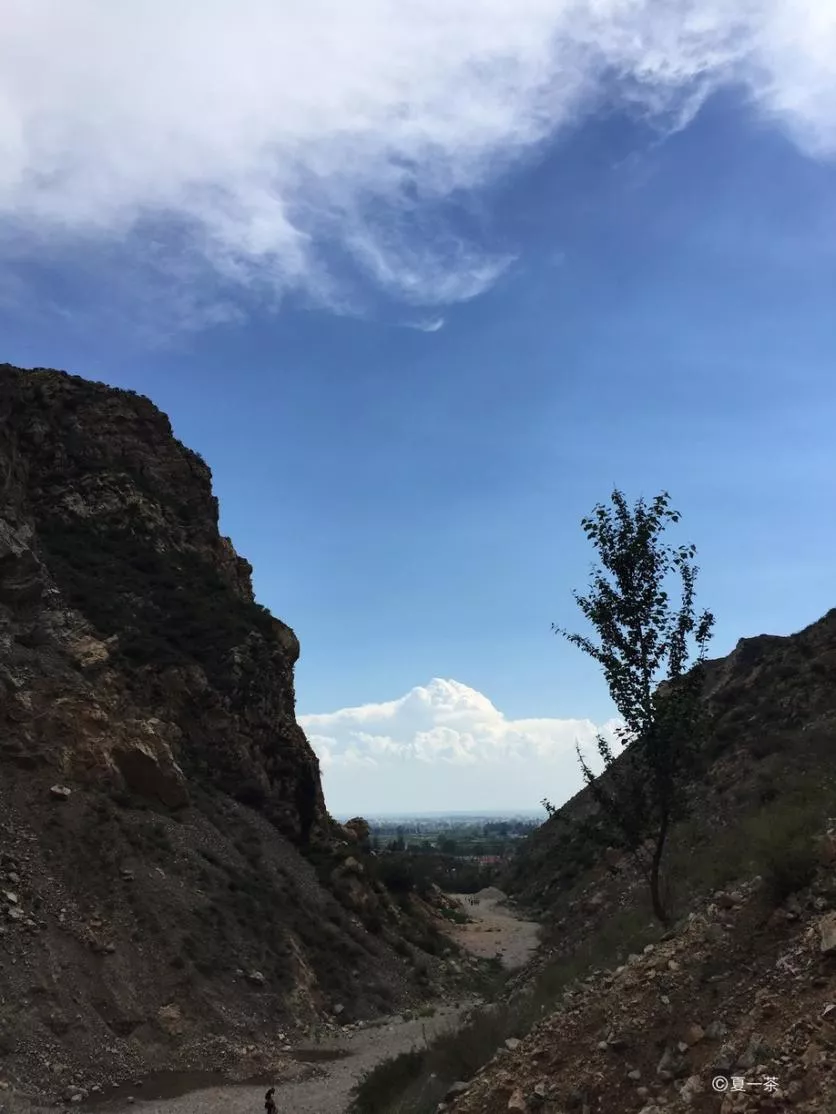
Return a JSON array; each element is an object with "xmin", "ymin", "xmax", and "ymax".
[
  {"xmin": 344, "ymin": 817, "xmax": 371, "ymax": 845},
  {"xmin": 819, "ymin": 912, "xmax": 836, "ymax": 955},
  {"xmin": 113, "ymin": 742, "xmax": 189, "ymax": 809},
  {"xmin": 705, "ymin": 1019, "xmax": 728, "ymax": 1041},
  {"xmin": 683, "ymin": 1024, "xmax": 705, "ymax": 1046},
  {"xmin": 445, "ymin": 1081, "xmax": 470, "ymax": 1099},
  {"xmin": 156, "ymin": 1003, "xmax": 184, "ymax": 1036}
]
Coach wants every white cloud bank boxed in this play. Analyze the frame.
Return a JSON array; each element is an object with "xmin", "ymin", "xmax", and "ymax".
[
  {"xmin": 1, "ymin": 0, "xmax": 835, "ymax": 317},
  {"xmin": 300, "ymin": 678, "xmax": 620, "ymax": 814}
]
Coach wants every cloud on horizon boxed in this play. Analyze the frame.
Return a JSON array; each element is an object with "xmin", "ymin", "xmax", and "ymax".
[
  {"xmin": 299, "ymin": 677, "xmax": 620, "ymax": 813},
  {"xmin": 2, "ymin": 1, "xmax": 835, "ymax": 324}
]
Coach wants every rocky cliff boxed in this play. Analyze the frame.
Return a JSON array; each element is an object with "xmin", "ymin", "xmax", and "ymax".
[
  {"xmin": 0, "ymin": 363, "xmax": 325, "ymax": 839},
  {"xmin": 0, "ymin": 364, "xmax": 450, "ymax": 1098}
]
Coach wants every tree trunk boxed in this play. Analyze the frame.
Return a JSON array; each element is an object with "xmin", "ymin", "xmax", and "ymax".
[{"xmin": 649, "ymin": 814, "xmax": 670, "ymax": 926}]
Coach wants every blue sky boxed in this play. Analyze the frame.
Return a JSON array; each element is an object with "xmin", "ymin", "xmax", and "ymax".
[{"xmin": 2, "ymin": 2, "xmax": 835, "ymax": 813}]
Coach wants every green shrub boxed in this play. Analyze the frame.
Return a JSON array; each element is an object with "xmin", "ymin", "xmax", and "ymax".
[
  {"xmin": 350, "ymin": 1050, "xmax": 427, "ymax": 1114},
  {"xmin": 350, "ymin": 1007, "xmax": 512, "ymax": 1114},
  {"xmin": 376, "ymin": 856, "xmax": 418, "ymax": 894},
  {"xmin": 438, "ymin": 907, "xmax": 470, "ymax": 925},
  {"xmin": 747, "ymin": 801, "xmax": 820, "ymax": 906}
]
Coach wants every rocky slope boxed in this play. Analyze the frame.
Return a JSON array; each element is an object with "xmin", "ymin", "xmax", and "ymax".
[
  {"xmin": 437, "ymin": 610, "xmax": 836, "ymax": 1113},
  {"xmin": 0, "ymin": 364, "xmax": 451, "ymax": 1099},
  {"xmin": 504, "ymin": 608, "xmax": 836, "ymax": 915},
  {"xmin": 447, "ymin": 871, "xmax": 836, "ymax": 1114}
]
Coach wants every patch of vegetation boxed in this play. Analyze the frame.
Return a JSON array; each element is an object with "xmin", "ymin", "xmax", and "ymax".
[
  {"xmin": 351, "ymin": 904, "xmax": 659, "ymax": 1114},
  {"xmin": 350, "ymin": 1049, "xmax": 433, "ymax": 1114},
  {"xmin": 747, "ymin": 794, "xmax": 822, "ymax": 906},
  {"xmin": 663, "ymin": 768, "xmax": 836, "ymax": 911},
  {"xmin": 365, "ymin": 850, "xmax": 497, "ymax": 897},
  {"xmin": 351, "ymin": 1002, "xmax": 521, "ymax": 1114},
  {"xmin": 539, "ymin": 901, "xmax": 661, "ymax": 980},
  {"xmin": 374, "ymin": 854, "xmax": 428, "ymax": 895},
  {"xmin": 520, "ymin": 740, "xmax": 836, "ymax": 930},
  {"xmin": 433, "ymin": 860, "xmax": 499, "ymax": 893},
  {"xmin": 36, "ymin": 515, "xmax": 276, "ymax": 687},
  {"xmin": 438, "ymin": 907, "xmax": 470, "ymax": 925}
]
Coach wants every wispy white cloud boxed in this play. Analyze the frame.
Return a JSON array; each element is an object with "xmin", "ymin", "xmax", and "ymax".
[
  {"xmin": 300, "ymin": 678, "xmax": 620, "ymax": 813},
  {"xmin": 1, "ymin": 0, "xmax": 834, "ymax": 324},
  {"xmin": 405, "ymin": 316, "xmax": 446, "ymax": 333}
]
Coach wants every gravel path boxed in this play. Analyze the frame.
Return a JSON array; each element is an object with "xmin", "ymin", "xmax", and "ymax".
[{"xmin": 101, "ymin": 889, "xmax": 539, "ymax": 1114}]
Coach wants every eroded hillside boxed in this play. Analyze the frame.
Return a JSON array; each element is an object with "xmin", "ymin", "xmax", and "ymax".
[
  {"xmin": 0, "ymin": 364, "xmax": 457, "ymax": 1098},
  {"xmin": 435, "ymin": 611, "xmax": 836, "ymax": 1113},
  {"xmin": 504, "ymin": 608, "xmax": 836, "ymax": 916}
]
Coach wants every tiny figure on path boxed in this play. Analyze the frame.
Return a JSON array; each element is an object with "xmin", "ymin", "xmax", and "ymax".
[{"xmin": 265, "ymin": 1086, "xmax": 277, "ymax": 1114}]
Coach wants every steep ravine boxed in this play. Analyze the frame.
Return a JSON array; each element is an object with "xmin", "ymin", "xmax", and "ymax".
[{"xmin": 97, "ymin": 892, "xmax": 541, "ymax": 1114}]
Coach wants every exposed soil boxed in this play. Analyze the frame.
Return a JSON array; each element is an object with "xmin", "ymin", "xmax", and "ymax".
[{"xmin": 447, "ymin": 887, "xmax": 541, "ymax": 969}]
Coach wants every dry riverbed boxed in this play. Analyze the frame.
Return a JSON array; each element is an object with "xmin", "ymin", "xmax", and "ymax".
[
  {"xmin": 446, "ymin": 887, "xmax": 541, "ymax": 970},
  {"xmin": 36, "ymin": 890, "xmax": 539, "ymax": 1114}
]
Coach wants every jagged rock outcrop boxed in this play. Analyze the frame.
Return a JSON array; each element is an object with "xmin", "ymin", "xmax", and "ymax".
[
  {"xmin": 0, "ymin": 364, "xmax": 446, "ymax": 1098},
  {"xmin": 0, "ymin": 363, "xmax": 325, "ymax": 842}
]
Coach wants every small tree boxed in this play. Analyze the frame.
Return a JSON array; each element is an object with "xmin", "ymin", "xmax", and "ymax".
[{"xmin": 553, "ymin": 490, "xmax": 714, "ymax": 924}]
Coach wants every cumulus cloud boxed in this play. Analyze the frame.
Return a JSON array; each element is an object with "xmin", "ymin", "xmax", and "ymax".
[
  {"xmin": 1, "ymin": 0, "xmax": 835, "ymax": 320},
  {"xmin": 300, "ymin": 678, "xmax": 620, "ymax": 813}
]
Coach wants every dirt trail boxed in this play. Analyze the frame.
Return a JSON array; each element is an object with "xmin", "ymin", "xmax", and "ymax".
[
  {"xmin": 98, "ymin": 889, "xmax": 539, "ymax": 1114},
  {"xmin": 446, "ymin": 887, "xmax": 541, "ymax": 969}
]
